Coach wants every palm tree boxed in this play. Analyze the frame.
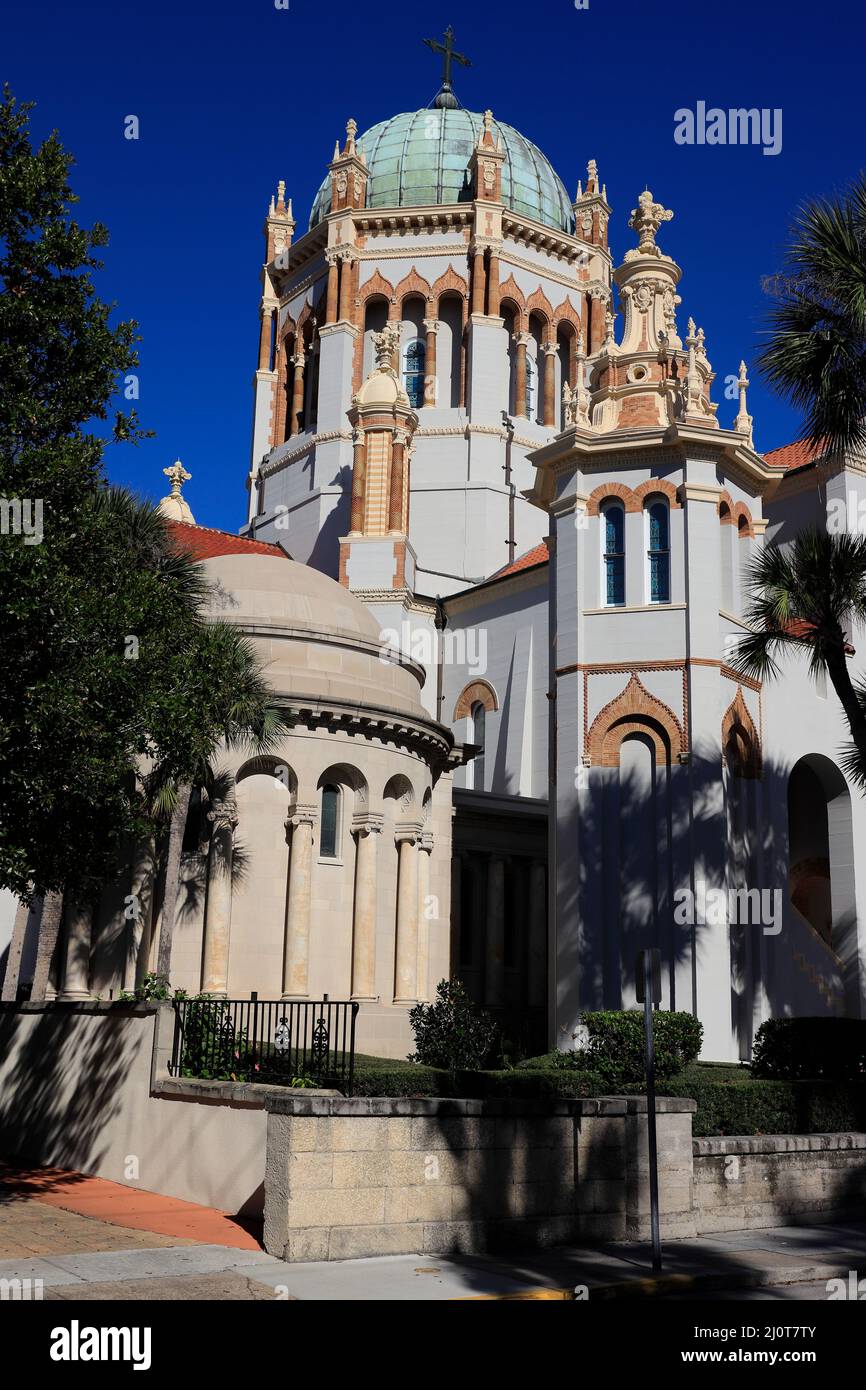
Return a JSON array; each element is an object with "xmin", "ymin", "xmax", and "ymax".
[
  {"xmin": 732, "ymin": 532, "xmax": 866, "ymax": 784},
  {"xmin": 758, "ymin": 175, "xmax": 866, "ymax": 458},
  {"xmin": 736, "ymin": 176, "xmax": 866, "ymax": 784}
]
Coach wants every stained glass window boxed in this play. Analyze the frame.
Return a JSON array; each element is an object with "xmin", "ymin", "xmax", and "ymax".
[
  {"xmin": 603, "ymin": 504, "xmax": 625, "ymax": 606},
  {"xmin": 320, "ymin": 784, "xmax": 340, "ymax": 858},
  {"xmin": 648, "ymin": 501, "xmax": 670, "ymax": 603},
  {"xmin": 403, "ymin": 338, "xmax": 426, "ymax": 408}
]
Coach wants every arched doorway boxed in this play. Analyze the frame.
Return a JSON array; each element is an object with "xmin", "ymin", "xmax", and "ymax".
[{"xmin": 788, "ymin": 754, "xmax": 858, "ymax": 1013}]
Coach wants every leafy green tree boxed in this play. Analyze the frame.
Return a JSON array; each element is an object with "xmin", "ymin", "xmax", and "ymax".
[{"xmin": 0, "ymin": 89, "xmax": 286, "ymax": 946}]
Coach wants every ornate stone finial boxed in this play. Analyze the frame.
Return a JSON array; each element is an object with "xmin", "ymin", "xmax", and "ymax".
[
  {"xmin": 735, "ymin": 359, "xmax": 754, "ymax": 444},
  {"xmin": 575, "ymin": 179, "xmax": 583, "ymax": 199},
  {"xmin": 158, "ymin": 460, "xmax": 195, "ymax": 525},
  {"xmin": 372, "ymin": 323, "xmax": 400, "ymax": 372},
  {"xmin": 163, "ymin": 459, "xmax": 191, "ymax": 497},
  {"xmin": 628, "ymin": 190, "xmax": 674, "ymax": 256},
  {"xmin": 346, "ymin": 117, "xmax": 357, "ymax": 140},
  {"xmin": 276, "ymin": 179, "xmax": 286, "ymax": 209},
  {"xmin": 483, "ymin": 109, "xmax": 493, "ymax": 132},
  {"xmin": 587, "ymin": 158, "xmax": 598, "ymax": 190}
]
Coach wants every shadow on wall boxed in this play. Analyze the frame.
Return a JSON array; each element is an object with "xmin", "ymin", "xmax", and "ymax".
[
  {"xmin": 554, "ymin": 743, "xmax": 854, "ymax": 1064},
  {"xmin": 0, "ymin": 1007, "xmax": 143, "ymax": 1174}
]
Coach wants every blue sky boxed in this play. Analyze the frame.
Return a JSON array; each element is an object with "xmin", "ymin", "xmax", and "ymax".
[{"xmin": 5, "ymin": 0, "xmax": 865, "ymax": 532}]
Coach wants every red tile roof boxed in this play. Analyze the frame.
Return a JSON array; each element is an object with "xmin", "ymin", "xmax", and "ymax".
[
  {"xmin": 765, "ymin": 438, "xmax": 827, "ymax": 472},
  {"xmin": 164, "ymin": 520, "xmax": 289, "ymax": 562},
  {"xmin": 490, "ymin": 543, "xmax": 549, "ymax": 580}
]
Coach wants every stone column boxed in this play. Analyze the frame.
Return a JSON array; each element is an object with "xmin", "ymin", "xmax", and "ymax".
[
  {"xmin": 449, "ymin": 854, "xmax": 462, "ymax": 973},
  {"xmin": 258, "ymin": 307, "xmax": 274, "ymax": 371},
  {"xmin": 484, "ymin": 856, "xmax": 506, "ymax": 1007},
  {"xmin": 393, "ymin": 827, "xmax": 421, "ymax": 1003},
  {"xmin": 201, "ymin": 798, "xmax": 238, "ymax": 997},
  {"xmin": 349, "ymin": 428, "xmax": 367, "ymax": 533},
  {"xmin": 590, "ymin": 293, "xmax": 606, "ymax": 354},
  {"xmin": 289, "ymin": 347, "xmax": 305, "ymax": 437},
  {"xmin": 542, "ymin": 342, "xmax": 557, "ymax": 427},
  {"xmin": 338, "ymin": 250, "xmax": 355, "ymax": 323},
  {"xmin": 351, "ymin": 817, "xmax": 382, "ymax": 1000},
  {"xmin": 528, "ymin": 860, "xmax": 547, "ymax": 1007},
  {"xmin": 58, "ymin": 901, "xmax": 94, "ymax": 1001},
  {"xmin": 388, "ymin": 429, "xmax": 408, "ymax": 533},
  {"xmin": 487, "ymin": 249, "xmax": 500, "ymax": 317},
  {"xmin": 416, "ymin": 833, "xmax": 434, "ymax": 1001},
  {"xmin": 1, "ymin": 899, "xmax": 31, "ymax": 1002},
  {"xmin": 513, "ymin": 332, "xmax": 529, "ymax": 418},
  {"xmin": 423, "ymin": 318, "xmax": 438, "ymax": 406},
  {"xmin": 283, "ymin": 807, "xmax": 317, "ymax": 998},
  {"xmin": 471, "ymin": 246, "xmax": 486, "ymax": 316},
  {"xmin": 325, "ymin": 249, "xmax": 339, "ymax": 324}
]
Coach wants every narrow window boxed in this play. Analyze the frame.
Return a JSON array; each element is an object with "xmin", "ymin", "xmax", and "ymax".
[
  {"xmin": 525, "ymin": 352, "xmax": 537, "ymax": 420},
  {"xmin": 471, "ymin": 702, "xmax": 486, "ymax": 791},
  {"xmin": 603, "ymin": 503, "xmax": 625, "ymax": 606},
  {"xmin": 320, "ymin": 784, "xmax": 340, "ymax": 858},
  {"xmin": 403, "ymin": 338, "xmax": 426, "ymax": 408},
  {"xmin": 647, "ymin": 501, "xmax": 670, "ymax": 603}
]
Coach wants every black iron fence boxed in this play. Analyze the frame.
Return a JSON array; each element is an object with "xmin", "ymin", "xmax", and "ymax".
[{"xmin": 169, "ymin": 996, "xmax": 359, "ymax": 1095}]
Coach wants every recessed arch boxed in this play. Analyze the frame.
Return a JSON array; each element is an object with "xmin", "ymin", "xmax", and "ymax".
[
  {"xmin": 722, "ymin": 687, "xmax": 762, "ymax": 779},
  {"xmin": 586, "ymin": 674, "xmax": 684, "ymax": 767},
  {"xmin": 453, "ymin": 678, "xmax": 499, "ymax": 721}
]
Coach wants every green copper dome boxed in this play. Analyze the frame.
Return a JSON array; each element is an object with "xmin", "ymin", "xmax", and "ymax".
[{"xmin": 309, "ymin": 108, "xmax": 575, "ymax": 234}]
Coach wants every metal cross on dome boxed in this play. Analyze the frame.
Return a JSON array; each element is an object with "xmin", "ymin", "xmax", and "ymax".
[{"xmin": 423, "ymin": 26, "xmax": 471, "ymax": 109}]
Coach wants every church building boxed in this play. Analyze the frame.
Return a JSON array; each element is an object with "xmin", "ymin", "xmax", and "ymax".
[{"xmin": 3, "ymin": 35, "xmax": 864, "ymax": 1063}]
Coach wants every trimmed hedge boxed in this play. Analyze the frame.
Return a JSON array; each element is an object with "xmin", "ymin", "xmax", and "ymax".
[
  {"xmin": 518, "ymin": 1009, "xmax": 702, "ymax": 1085},
  {"xmin": 751, "ymin": 1017, "xmax": 866, "ymax": 1081},
  {"xmin": 351, "ymin": 1059, "xmax": 866, "ymax": 1136}
]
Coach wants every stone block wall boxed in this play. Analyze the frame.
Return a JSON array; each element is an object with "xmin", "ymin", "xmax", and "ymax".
[
  {"xmin": 693, "ymin": 1134, "xmax": 866, "ymax": 1233},
  {"xmin": 262, "ymin": 1093, "xmax": 697, "ymax": 1262}
]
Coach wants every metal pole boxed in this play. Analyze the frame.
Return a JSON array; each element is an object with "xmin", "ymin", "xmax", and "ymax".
[{"xmin": 643, "ymin": 953, "xmax": 662, "ymax": 1273}]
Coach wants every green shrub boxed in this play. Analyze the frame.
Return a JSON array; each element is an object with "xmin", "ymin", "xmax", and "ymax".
[
  {"xmin": 661, "ymin": 1067, "xmax": 866, "ymax": 1137},
  {"xmin": 751, "ymin": 1017, "xmax": 866, "ymax": 1081},
  {"xmin": 578, "ymin": 1009, "xmax": 703, "ymax": 1086},
  {"xmin": 408, "ymin": 979, "xmax": 499, "ymax": 1071}
]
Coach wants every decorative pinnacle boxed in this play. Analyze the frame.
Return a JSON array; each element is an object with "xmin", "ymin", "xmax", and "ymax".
[
  {"xmin": 346, "ymin": 117, "xmax": 357, "ymax": 140},
  {"xmin": 277, "ymin": 179, "xmax": 286, "ymax": 207},
  {"xmin": 628, "ymin": 189, "xmax": 673, "ymax": 255},
  {"xmin": 163, "ymin": 460, "xmax": 191, "ymax": 497},
  {"xmin": 483, "ymin": 109, "xmax": 493, "ymax": 132},
  {"xmin": 372, "ymin": 323, "xmax": 400, "ymax": 372}
]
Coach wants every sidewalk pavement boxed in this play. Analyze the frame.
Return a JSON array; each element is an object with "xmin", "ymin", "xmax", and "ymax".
[{"xmin": 1, "ymin": 1161, "xmax": 865, "ymax": 1300}]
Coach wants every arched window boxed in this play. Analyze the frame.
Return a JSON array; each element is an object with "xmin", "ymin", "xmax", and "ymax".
[
  {"xmin": 602, "ymin": 502, "xmax": 625, "ymax": 606},
  {"xmin": 646, "ymin": 501, "xmax": 670, "ymax": 604},
  {"xmin": 471, "ymin": 701, "xmax": 486, "ymax": 791},
  {"xmin": 320, "ymin": 784, "xmax": 341, "ymax": 858},
  {"xmin": 403, "ymin": 338, "xmax": 426, "ymax": 408}
]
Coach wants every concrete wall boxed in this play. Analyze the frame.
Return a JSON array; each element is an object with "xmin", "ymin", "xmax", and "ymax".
[
  {"xmin": 262, "ymin": 1093, "xmax": 697, "ymax": 1262},
  {"xmin": 0, "ymin": 1003, "xmax": 268, "ymax": 1217},
  {"xmin": 694, "ymin": 1133, "xmax": 866, "ymax": 1233}
]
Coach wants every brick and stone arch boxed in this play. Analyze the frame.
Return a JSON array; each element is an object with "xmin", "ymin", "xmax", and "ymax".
[
  {"xmin": 634, "ymin": 478, "xmax": 681, "ymax": 510},
  {"xmin": 733, "ymin": 502, "xmax": 754, "ymax": 539},
  {"xmin": 586, "ymin": 481, "xmax": 640, "ymax": 516},
  {"xmin": 453, "ymin": 679, "xmax": 499, "ymax": 722},
  {"xmin": 359, "ymin": 269, "xmax": 395, "ymax": 309},
  {"xmin": 551, "ymin": 296, "xmax": 582, "ymax": 335},
  {"xmin": 722, "ymin": 686, "xmax": 762, "ymax": 779},
  {"xmin": 586, "ymin": 673, "xmax": 685, "ymax": 767},
  {"xmin": 718, "ymin": 488, "xmax": 735, "ymax": 522},
  {"xmin": 431, "ymin": 265, "xmax": 469, "ymax": 314},
  {"xmin": 526, "ymin": 286, "xmax": 554, "ymax": 333},
  {"xmin": 394, "ymin": 268, "xmax": 433, "ymax": 313},
  {"xmin": 499, "ymin": 273, "xmax": 527, "ymax": 330}
]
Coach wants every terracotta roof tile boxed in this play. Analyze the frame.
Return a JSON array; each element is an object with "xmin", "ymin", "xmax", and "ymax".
[
  {"xmin": 765, "ymin": 438, "xmax": 827, "ymax": 471},
  {"xmin": 490, "ymin": 543, "xmax": 549, "ymax": 580},
  {"xmin": 164, "ymin": 520, "xmax": 289, "ymax": 562}
]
